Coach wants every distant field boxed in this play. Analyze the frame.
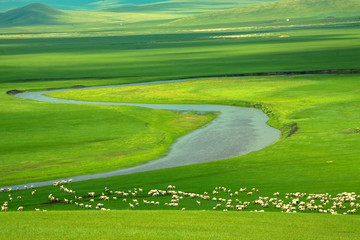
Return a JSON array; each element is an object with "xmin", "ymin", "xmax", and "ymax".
[{"xmin": 1, "ymin": 24, "xmax": 359, "ymax": 83}]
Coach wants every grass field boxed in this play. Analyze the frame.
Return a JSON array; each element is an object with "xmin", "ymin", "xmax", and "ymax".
[
  {"xmin": 1, "ymin": 74, "xmax": 359, "ymax": 206},
  {"xmin": 1, "ymin": 24, "xmax": 360, "ymax": 81},
  {"xmin": 1, "ymin": 211, "xmax": 360, "ymax": 240},
  {"xmin": 1, "ymin": 0, "xmax": 360, "ymax": 238}
]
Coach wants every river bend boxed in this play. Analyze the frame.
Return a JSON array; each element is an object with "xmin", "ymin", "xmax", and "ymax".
[{"xmin": 2, "ymin": 79, "xmax": 281, "ymax": 189}]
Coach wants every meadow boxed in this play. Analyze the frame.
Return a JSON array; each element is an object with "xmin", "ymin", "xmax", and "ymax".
[
  {"xmin": 1, "ymin": 0, "xmax": 360, "ymax": 238},
  {"xmin": 1, "ymin": 211, "xmax": 360, "ymax": 239}
]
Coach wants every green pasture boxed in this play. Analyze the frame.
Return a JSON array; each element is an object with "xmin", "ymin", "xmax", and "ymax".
[
  {"xmin": 1, "ymin": 24, "xmax": 360, "ymax": 83},
  {"xmin": 1, "ymin": 74, "xmax": 359, "ymax": 210},
  {"xmin": 2, "ymin": 211, "xmax": 359, "ymax": 240}
]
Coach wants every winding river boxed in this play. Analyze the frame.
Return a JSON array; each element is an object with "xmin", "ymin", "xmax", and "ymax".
[{"xmin": 2, "ymin": 79, "xmax": 281, "ymax": 190}]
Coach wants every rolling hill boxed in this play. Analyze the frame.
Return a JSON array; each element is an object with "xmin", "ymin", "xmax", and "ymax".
[
  {"xmin": 0, "ymin": 3, "xmax": 66, "ymax": 26},
  {"xmin": 167, "ymin": 0, "xmax": 360, "ymax": 26},
  {"xmin": 106, "ymin": 0, "xmax": 275, "ymax": 15},
  {"xmin": 0, "ymin": 0, "xmax": 167, "ymax": 11}
]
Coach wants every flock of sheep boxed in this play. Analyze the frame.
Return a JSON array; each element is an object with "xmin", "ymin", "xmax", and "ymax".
[{"xmin": 1, "ymin": 181, "xmax": 359, "ymax": 215}]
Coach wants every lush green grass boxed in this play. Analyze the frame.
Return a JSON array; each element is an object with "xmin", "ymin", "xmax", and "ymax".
[
  {"xmin": 0, "ymin": 79, "xmax": 214, "ymax": 186},
  {"xmin": 47, "ymin": 74, "xmax": 360, "ymax": 195},
  {"xmin": 1, "ymin": 211, "xmax": 359, "ymax": 239},
  {"xmin": 2, "ymin": 74, "xmax": 359, "ymax": 209},
  {"xmin": 1, "ymin": 24, "xmax": 359, "ymax": 82}
]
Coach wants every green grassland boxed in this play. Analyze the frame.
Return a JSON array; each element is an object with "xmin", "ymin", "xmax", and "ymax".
[
  {"xmin": 1, "ymin": 25, "xmax": 360, "ymax": 82},
  {"xmin": 1, "ymin": 211, "xmax": 360, "ymax": 240},
  {"xmin": 1, "ymin": 0, "xmax": 360, "ymax": 238},
  {"xmin": 1, "ymin": 74, "xmax": 359, "ymax": 213}
]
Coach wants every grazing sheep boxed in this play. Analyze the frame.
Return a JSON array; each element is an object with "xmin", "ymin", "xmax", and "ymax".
[
  {"xmin": 88, "ymin": 192, "xmax": 96, "ymax": 197},
  {"xmin": 17, "ymin": 206, "xmax": 23, "ymax": 211}
]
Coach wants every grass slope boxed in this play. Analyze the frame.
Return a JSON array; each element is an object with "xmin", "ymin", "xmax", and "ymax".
[
  {"xmin": 1, "ymin": 211, "xmax": 360, "ymax": 239},
  {"xmin": 0, "ymin": 3, "xmax": 65, "ymax": 26},
  {"xmin": 168, "ymin": 0, "xmax": 360, "ymax": 26}
]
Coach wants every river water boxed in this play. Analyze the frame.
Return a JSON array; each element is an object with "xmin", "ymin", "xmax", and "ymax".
[{"xmin": 2, "ymin": 79, "xmax": 281, "ymax": 190}]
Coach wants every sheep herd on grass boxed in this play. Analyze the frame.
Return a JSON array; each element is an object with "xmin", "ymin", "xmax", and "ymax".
[{"xmin": 0, "ymin": 181, "xmax": 359, "ymax": 215}]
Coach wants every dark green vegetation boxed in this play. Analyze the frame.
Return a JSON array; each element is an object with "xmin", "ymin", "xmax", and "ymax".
[
  {"xmin": 1, "ymin": 26, "xmax": 360, "ymax": 81},
  {"xmin": 1, "ymin": 0, "xmax": 360, "ymax": 238}
]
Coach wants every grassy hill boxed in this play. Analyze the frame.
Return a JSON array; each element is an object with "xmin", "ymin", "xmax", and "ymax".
[
  {"xmin": 0, "ymin": 3, "xmax": 66, "ymax": 26},
  {"xmin": 107, "ymin": 0, "xmax": 275, "ymax": 15},
  {"xmin": 168, "ymin": 0, "xmax": 360, "ymax": 26},
  {"xmin": 0, "ymin": 0, "xmax": 168, "ymax": 11}
]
